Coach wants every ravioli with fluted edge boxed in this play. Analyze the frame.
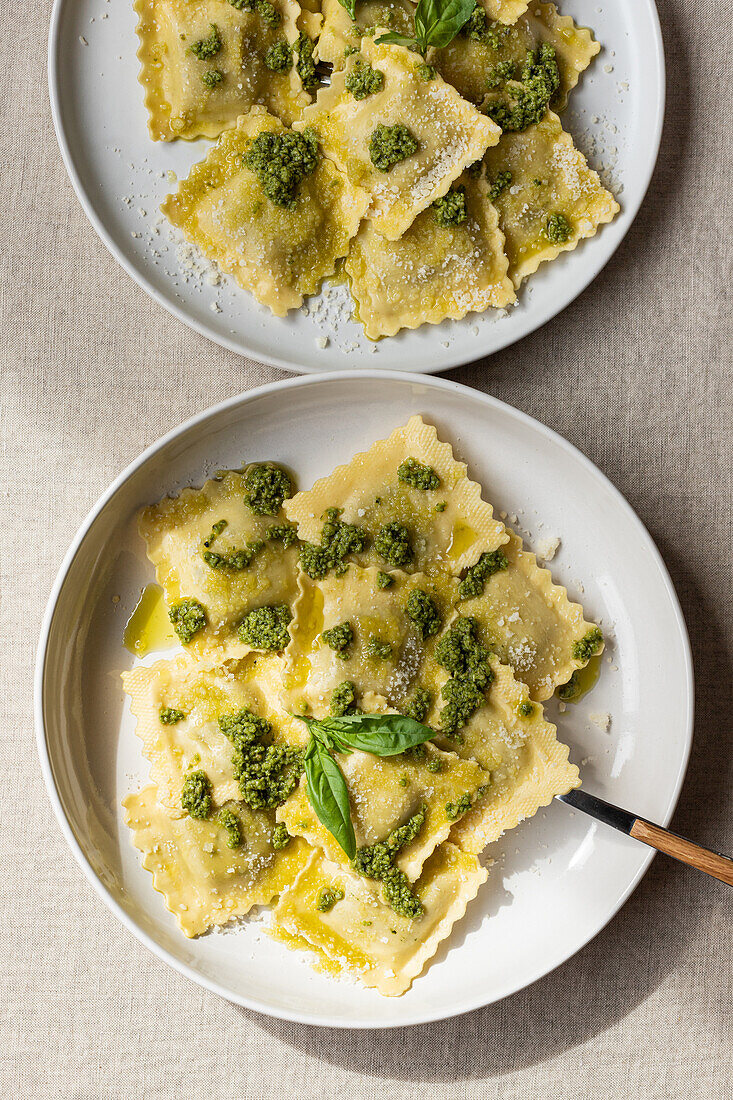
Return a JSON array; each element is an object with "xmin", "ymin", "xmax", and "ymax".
[{"xmin": 122, "ymin": 416, "xmax": 604, "ymax": 994}]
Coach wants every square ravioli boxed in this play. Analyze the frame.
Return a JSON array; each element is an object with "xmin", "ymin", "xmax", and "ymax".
[
  {"xmin": 278, "ymin": 742, "xmax": 491, "ymax": 879},
  {"xmin": 428, "ymin": 655, "xmax": 580, "ymax": 852},
  {"xmin": 122, "ymin": 653, "xmax": 307, "ymax": 814},
  {"xmin": 345, "ymin": 171, "xmax": 515, "ymax": 339},
  {"xmin": 138, "ymin": 467, "xmax": 301, "ymax": 663},
  {"xmin": 484, "ymin": 109, "xmax": 619, "ymax": 287},
  {"xmin": 295, "ymin": 39, "xmax": 500, "ymax": 240},
  {"xmin": 281, "ymin": 566, "xmax": 460, "ymax": 715},
  {"xmin": 432, "ymin": 2, "xmax": 599, "ymax": 108},
  {"xmin": 317, "ymin": 0, "xmax": 415, "ymax": 69},
  {"xmin": 271, "ymin": 842, "xmax": 487, "ymax": 995},
  {"xmin": 135, "ymin": 0, "xmax": 310, "ymax": 141},
  {"xmin": 283, "ymin": 415, "xmax": 508, "ymax": 576},
  {"xmin": 123, "ymin": 785, "xmax": 310, "ymax": 936},
  {"xmin": 162, "ymin": 107, "xmax": 370, "ymax": 314}
]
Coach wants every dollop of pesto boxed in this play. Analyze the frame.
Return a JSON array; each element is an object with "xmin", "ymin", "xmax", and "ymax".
[
  {"xmin": 243, "ymin": 129, "xmax": 319, "ymax": 210},
  {"xmin": 181, "ymin": 769, "xmax": 212, "ymax": 819},
  {"xmin": 572, "ymin": 626, "xmax": 603, "ymax": 662},
  {"xmin": 227, "ymin": 0, "xmax": 281, "ymax": 26},
  {"xmin": 169, "ymin": 598, "xmax": 207, "ymax": 644},
  {"xmin": 369, "ymin": 123, "xmax": 419, "ymax": 172},
  {"xmin": 432, "ymin": 185, "xmax": 468, "ymax": 228},
  {"xmin": 417, "ymin": 62, "xmax": 435, "ymax": 80},
  {"xmin": 405, "ymin": 589, "xmax": 442, "ymax": 638},
  {"xmin": 238, "ymin": 604, "xmax": 292, "ymax": 650},
  {"xmin": 488, "ymin": 170, "xmax": 512, "ymax": 203},
  {"xmin": 330, "ymin": 680, "xmax": 357, "ymax": 717},
  {"xmin": 219, "ymin": 707, "xmax": 303, "ymax": 809},
  {"xmin": 544, "ymin": 212, "xmax": 573, "ymax": 244},
  {"xmin": 435, "ymin": 616, "xmax": 494, "ymax": 735},
  {"xmin": 366, "ymin": 636, "xmax": 392, "ymax": 659},
  {"xmin": 321, "ymin": 620, "xmax": 354, "ymax": 659},
  {"xmin": 265, "ymin": 523, "xmax": 298, "ymax": 548},
  {"xmin": 299, "ymin": 507, "xmax": 368, "ymax": 579},
  {"xmin": 190, "ymin": 23, "xmax": 223, "ymax": 60},
  {"xmin": 217, "ymin": 807, "xmax": 243, "ymax": 848},
  {"xmin": 201, "ymin": 69, "xmax": 224, "ymax": 88},
  {"xmin": 485, "ymin": 44, "xmax": 560, "ymax": 132},
  {"xmin": 203, "ymin": 541, "xmax": 262, "ymax": 571},
  {"xmin": 271, "ymin": 822, "xmax": 291, "ymax": 849},
  {"xmin": 244, "ymin": 462, "xmax": 293, "ymax": 514},
  {"xmin": 401, "ymin": 687, "xmax": 431, "ymax": 723},
  {"xmin": 316, "ymin": 886, "xmax": 345, "ymax": 912},
  {"xmin": 375, "ymin": 521, "xmax": 413, "ymax": 567},
  {"xmin": 345, "ymin": 59, "xmax": 384, "ymax": 99},
  {"xmin": 397, "ymin": 456, "xmax": 440, "ymax": 490},
  {"xmin": 435, "ymin": 501, "xmax": 447, "ymax": 512},
  {"xmin": 377, "ymin": 570, "xmax": 394, "ymax": 589},
  {"xmin": 462, "ymin": 6, "xmax": 507, "ymax": 49},
  {"xmin": 203, "ymin": 518, "xmax": 228, "ymax": 547},
  {"xmin": 557, "ymin": 670, "xmax": 580, "ymax": 701},
  {"xmin": 445, "ymin": 792, "xmax": 472, "ymax": 820},
  {"xmin": 458, "ymin": 548, "xmax": 508, "ymax": 599},
  {"xmin": 344, "ymin": 44, "xmax": 359, "ymax": 58},
  {"xmin": 294, "ymin": 32, "xmax": 319, "ymax": 92},
  {"xmin": 264, "ymin": 40, "xmax": 292, "ymax": 72},
  {"xmin": 351, "ymin": 806, "xmax": 426, "ymax": 919},
  {"xmin": 159, "ymin": 706, "xmax": 186, "ymax": 725},
  {"xmin": 485, "ymin": 59, "xmax": 515, "ymax": 90},
  {"xmin": 518, "ymin": 700, "xmax": 534, "ymax": 717}
]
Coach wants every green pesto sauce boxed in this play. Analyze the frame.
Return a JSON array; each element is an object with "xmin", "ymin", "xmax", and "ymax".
[
  {"xmin": 405, "ymin": 588, "xmax": 442, "ymax": 638},
  {"xmin": 366, "ymin": 636, "xmax": 392, "ymax": 659},
  {"xmin": 417, "ymin": 63, "xmax": 435, "ymax": 81},
  {"xmin": 203, "ymin": 518, "xmax": 228, "ymax": 547},
  {"xmin": 485, "ymin": 45, "xmax": 560, "ymax": 133},
  {"xmin": 345, "ymin": 60, "xmax": 385, "ymax": 100},
  {"xmin": 375, "ymin": 521, "xmax": 413, "ymax": 567},
  {"xmin": 159, "ymin": 706, "xmax": 186, "ymax": 725},
  {"xmin": 397, "ymin": 456, "xmax": 440, "ymax": 490},
  {"xmin": 243, "ymin": 130, "xmax": 319, "ymax": 210},
  {"xmin": 321, "ymin": 620, "xmax": 354, "ymax": 659},
  {"xmin": 351, "ymin": 806, "xmax": 426, "ymax": 919},
  {"xmin": 217, "ymin": 807, "xmax": 244, "ymax": 848},
  {"xmin": 169, "ymin": 598, "xmax": 207, "ymax": 644},
  {"xmin": 401, "ymin": 687, "xmax": 431, "ymax": 724},
  {"xmin": 316, "ymin": 886, "xmax": 345, "ymax": 912},
  {"xmin": 271, "ymin": 822, "xmax": 291, "ymax": 849},
  {"xmin": 488, "ymin": 170, "xmax": 512, "ymax": 203},
  {"xmin": 486, "ymin": 59, "xmax": 515, "ymax": 90},
  {"xmin": 445, "ymin": 792, "xmax": 472, "ymax": 820},
  {"xmin": 201, "ymin": 69, "xmax": 223, "ymax": 88},
  {"xmin": 518, "ymin": 700, "xmax": 534, "ymax": 717},
  {"xmin": 435, "ymin": 501, "xmax": 447, "ymax": 512},
  {"xmin": 299, "ymin": 507, "xmax": 368, "ymax": 579},
  {"xmin": 369, "ymin": 123, "xmax": 419, "ymax": 173},
  {"xmin": 265, "ymin": 40, "xmax": 293, "ymax": 72},
  {"xmin": 544, "ymin": 212, "xmax": 573, "ymax": 244},
  {"xmin": 572, "ymin": 626, "xmax": 603, "ymax": 662},
  {"xmin": 266, "ymin": 523, "xmax": 298, "ymax": 548},
  {"xmin": 344, "ymin": 44, "xmax": 359, "ymax": 58},
  {"xmin": 435, "ymin": 616, "xmax": 494, "ymax": 735},
  {"xmin": 219, "ymin": 707, "xmax": 303, "ymax": 809},
  {"xmin": 227, "ymin": 0, "xmax": 281, "ymax": 27},
  {"xmin": 181, "ymin": 769, "xmax": 212, "ymax": 819},
  {"xmin": 238, "ymin": 604, "xmax": 292, "ymax": 650},
  {"xmin": 203, "ymin": 541, "xmax": 262, "ymax": 571},
  {"xmin": 244, "ymin": 462, "xmax": 293, "ymax": 514},
  {"xmin": 330, "ymin": 680, "xmax": 357, "ymax": 717},
  {"xmin": 377, "ymin": 570, "xmax": 394, "ymax": 589},
  {"xmin": 432, "ymin": 184, "xmax": 468, "ymax": 228},
  {"xmin": 294, "ymin": 32, "xmax": 319, "ymax": 92},
  {"xmin": 190, "ymin": 24, "xmax": 222, "ymax": 60},
  {"xmin": 462, "ymin": 7, "xmax": 508, "ymax": 49},
  {"xmin": 458, "ymin": 548, "xmax": 508, "ymax": 599}
]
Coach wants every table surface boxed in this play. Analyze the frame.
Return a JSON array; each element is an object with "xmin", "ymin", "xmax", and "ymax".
[{"xmin": 2, "ymin": 0, "xmax": 731, "ymax": 1096}]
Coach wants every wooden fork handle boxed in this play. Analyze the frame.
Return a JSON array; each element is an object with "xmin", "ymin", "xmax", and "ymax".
[{"xmin": 630, "ymin": 819, "xmax": 733, "ymax": 886}]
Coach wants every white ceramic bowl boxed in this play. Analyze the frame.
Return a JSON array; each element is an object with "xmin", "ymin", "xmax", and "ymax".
[{"xmin": 35, "ymin": 372, "xmax": 693, "ymax": 1027}]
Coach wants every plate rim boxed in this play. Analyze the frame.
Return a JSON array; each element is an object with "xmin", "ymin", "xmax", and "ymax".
[
  {"xmin": 46, "ymin": 0, "xmax": 666, "ymax": 375},
  {"xmin": 34, "ymin": 370, "xmax": 694, "ymax": 1028}
]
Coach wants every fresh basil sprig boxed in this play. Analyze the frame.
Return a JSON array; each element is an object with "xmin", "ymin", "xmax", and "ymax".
[
  {"xmin": 297, "ymin": 713, "xmax": 435, "ymax": 858},
  {"xmin": 376, "ymin": 0, "xmax": 475, "ymax": 56},
  {"xmin": 336, "ymin": 0, "xmax": 356, "ymax": 19}
]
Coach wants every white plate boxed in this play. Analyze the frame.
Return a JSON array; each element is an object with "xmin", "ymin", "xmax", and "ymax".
[
  {"xmin": 48, "ymin": 0, "xmax": 664, "ymax": 373},
  {"xmin": 35, "ymin": 372, "xmax": 692, "ymax": 1027}
]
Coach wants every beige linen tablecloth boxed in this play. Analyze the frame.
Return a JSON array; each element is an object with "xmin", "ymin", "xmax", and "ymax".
[{"xmin": 2, "ymin": 0, "xmax": 731, "ymax": 1095}]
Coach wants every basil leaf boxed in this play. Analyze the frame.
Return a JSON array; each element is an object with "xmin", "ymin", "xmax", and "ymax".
[
  {"xmin": 335, "ymin": 0, "xmax": 357, "ymax": 17},
  {"xmin": 374, "ymin": 31, "xmax": 422, "ymax": 52},
  {"xmin": 414, "ymin": 0, "xmax": 475, "ymax": 49},
  {"xmin": 304, "ymin": 738, "xmax": 356, "ymax": 859},
  {"xmin": 320, "ymin": 713, "xmax": 435, "ymax": 756}
]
